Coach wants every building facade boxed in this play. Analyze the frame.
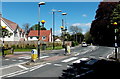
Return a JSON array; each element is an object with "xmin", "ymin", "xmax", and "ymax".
[
  {"xmin": 0, "ymin": 14, "xmax": 26, "ymax": 41},
  {"xmin": 28, "ymin": 29, "xmax": 52, "ymax": 42}
]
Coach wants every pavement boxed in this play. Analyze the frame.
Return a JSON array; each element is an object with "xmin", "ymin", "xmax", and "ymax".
[{"xmin": 109, "ymin": 52, "xmax": 120, "ymax": 61}]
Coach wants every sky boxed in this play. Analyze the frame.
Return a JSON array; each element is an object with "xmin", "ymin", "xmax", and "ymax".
[{"xmin": 2, "ymin": 2, "xmax": 100, "ymax": 35}]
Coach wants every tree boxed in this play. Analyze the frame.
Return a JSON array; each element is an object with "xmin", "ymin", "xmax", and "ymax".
[
  {"xmin": 69, "ymin": 26, "xmax": 82, "ymax": 42},
  {"xmin": 1, "ymin": 27, "xmax": 13, "ymax": 38},
  {"xmin": 110, "ymin": 3, "xmax": 120, "ymax": 46},
  {"xmin": 23, "ymin": 23, "xmax": 30, "ymax": 34},
  {"xmin": 30, "ymin": 24, "xmax": 46, "ymax": 30},
  {"xmin": 90, "ymin": 2, "xmax": 118, "ymax": 46},
  {"xmin": 0, "ymin": 26, "xmax": 2, "ymax": 37},
  {"xmin": 22, "ymin": 23, "xmax": 30, "ymax": 40},
  {"xmin": 84, "ymin": 31, "xmax": 93, "ymax": 44},
  {"xmin": 110, "ymin": 3, "xmax": 120, "ymax": 24},
  {"xmin": 76, "ymin": 32, "xmax": 84, "ymax": 43}
]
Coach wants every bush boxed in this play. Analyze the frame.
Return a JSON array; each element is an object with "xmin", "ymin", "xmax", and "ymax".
[
  {"xmin": 11, "ymin": 44, "xmax": 36, "ymax": 49},
  {"xmin": 72, "ymin": 41, "xmax": 79, "ymax": 47}
]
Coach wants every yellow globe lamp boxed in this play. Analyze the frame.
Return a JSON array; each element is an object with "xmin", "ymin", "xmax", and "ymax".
[
  {"xmin": 41, "ymin": 20, "xmax": 46, "ymax": 24},
  {"xmin": 113, "ymin": 22, "xmax": 117, "ymax": 26},
  {"xmin": 60, "ymin": 26, "xmax": 64, "ymax": 29},
  {"xmin": 2, "ymin": 26, "xmax": 6, "ymax": 29}
]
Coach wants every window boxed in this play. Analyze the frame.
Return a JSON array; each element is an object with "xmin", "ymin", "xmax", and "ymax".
[
  {"xmin": 42, "ymin": 36, "xmax": 46, "ymax": 40},
  {"xmin": 14, "ymin": 32, "xmax": 18, "ymax": 37},
  {"xmin": 30, "ymin": 37, "xmax": 33, "ymax": 39}
]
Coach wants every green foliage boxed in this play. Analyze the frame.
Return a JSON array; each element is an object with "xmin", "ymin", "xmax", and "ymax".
[
  {"xmin": 0, "ymin": 26, "xmax": 2, "ymax": 37},
  {"xmin": 84, "ymin": 31, "xmax": 93, "ymax": 44},
  {"xmin": 14, "ymin": 49, "xmax": 32, "ymax": 52},
  {"xmin": 2, "ymin": 28, "xmax": 13, "ymax": 38},
  {"xmin": 110, "ymin": 4, "xmax": 120, "ymax": 23},
  {"xmin": 90, "ymin": 2, "xmax": 119, "ymax": 46},
  {"xmin": 11, "ymin": 44, "xmax": 36, "ymax": 49},
  {"xmin": 61, "ymin": 32, "xmax": 84, "ymax": 43},
  {"xmin": 72, "ymin": 41, "xmax": 79, "ymax": 47},
  {"xmin": 30, "ymin": 24, "xmax": 47, "ymax": 30}
]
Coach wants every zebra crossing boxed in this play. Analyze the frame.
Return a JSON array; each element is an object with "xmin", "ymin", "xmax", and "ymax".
[
  {"xmin": 60, "ymin": 56, "xmax": 105, "ymax": 65},
  {"xmin": 3, "ymin": 55, "xmax": 50, "ymax": 63},
  {"xmin": 61, "ymin": 57, "xmax": 89, "ymax": 64}
]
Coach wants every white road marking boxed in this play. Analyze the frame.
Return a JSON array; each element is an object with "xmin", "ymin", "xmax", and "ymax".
[
  {"xmin": 40, "ymin": 56, "xmax": 49, "ymax": 59},
  {"xmin": 5, "ymin": 59, "xmax": 9, "ymax": 61},
  {"xmin": 89, "ymin": 56, "xmax": 96, "ymax": 58},
  {"xmin": 18, "ymin": 56, "xmax": 49, "ymax": 60},
  {"xmin": 18, "ymin": 65, "xmax": 28, "ymax": 70},
  {"xmin": 72, "ymin": 58, "xmax": 88, "ymax": 63},
  {"xmin": 7, "ymin": 70, "xmax": 29, "ymax": 77},
  {"xmin": 61, "ymin": 57, "xmax": 78, "ymax": 63},
  {"xmin": 2, "ymin": 63, "xmax": 49, "ymax": 77},
  {"xmin": 99, "ymin": 57, "xmax": 105, "ymax": 59},
  {"xmin": 1, "ymin": 69, "xmax": 25, "ymax": 77},
  {"xmin": 30, "ymin": 63, "xmax": 49, "ymax": 71},
  {"xmin": 18, "ymin": 60, "xmax": 24, "ymax": 62},
  {"xmin": 12, "ymin": 60, "xmax": 17, "ymax": 61},
  {"xmin": 46, "ymin": 63, "xmax": 52, "ymax": 65},
  {"xmin": 18, "ymin": 56, "xmax": 31, "ymax": 59},
  {"xmin": 74, "ymin": 53, "xmax": 80, "ymax": 56},
  {"xmin": 54, "ymin": 64, "xmax": 62, "ymax": 67},
  {"xmin": 107, "ymin": 54, "xmax": 111, "ymax": 59},
  {"xmin": 67, "ymin": 65, "xmax": 71, "ymax": 68},
  {"xmin": 0, "ymin": 61, "xmax": 28, "ymax": 70}
]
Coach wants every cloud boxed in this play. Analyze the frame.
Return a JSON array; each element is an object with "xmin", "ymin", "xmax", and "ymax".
[
  {"xmin": 82, "ymin": 14, "xmax": 87, "ymax": 17},
  {"xmin": 71, "ymin": 23, "xmax": 91, "ymax": 34},
  {"xmin": 82, "ymin": 31, "xmax": 86, "ymax": 34},
  {"xmin": 72, "ymin": 23, "xmax": 91, "ymax": 27},
  {"xmin": 54, "ymin": 30, "xmax": 62, "ymax": 36}
]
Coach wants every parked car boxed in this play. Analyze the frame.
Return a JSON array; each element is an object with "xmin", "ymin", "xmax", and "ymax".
[{"xmin": 82, "ymin": 42, "xmax": 87, "ymax": 47}]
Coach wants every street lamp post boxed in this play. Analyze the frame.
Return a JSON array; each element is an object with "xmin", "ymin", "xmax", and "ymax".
[
  {"xmin": 62, "ymin": 13, "xmax": 67, "ymax": 28},
  {"xmin": 2, "ymin": 26, "xmax": 6, "ymax": 57},
  {"xmin": 61, "ymin": 13, "xmax": 67, "ymax": 48},
  {"xmin": 52, "ymin": 11, "xmax": 55, "ymax": 50},
  {"xmin": 52, "ymin": 9, "xmax": 62, "ymax": 49},
  {"xmin": 113, "ymin": 22, "xmax": 118, "ymax": 60},
  {"xmin": 38, "ymin": 2, "xmax": 45, "ymax": 59}
]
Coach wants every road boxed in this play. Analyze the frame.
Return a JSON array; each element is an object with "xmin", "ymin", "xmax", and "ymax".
[{"xmin": 1, "ymin": 45, "xmax": 115, "ymax": 79}]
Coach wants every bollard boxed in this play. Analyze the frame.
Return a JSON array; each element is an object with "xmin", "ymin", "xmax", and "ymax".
[{"xmin": 31, "ymin": 49, "xmax": 38, "ymax": 62}]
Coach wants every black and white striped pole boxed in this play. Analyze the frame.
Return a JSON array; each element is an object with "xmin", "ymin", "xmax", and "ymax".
[{"xmin": 113, "ymin": 22, "xmax": 118, "ymax": 60}]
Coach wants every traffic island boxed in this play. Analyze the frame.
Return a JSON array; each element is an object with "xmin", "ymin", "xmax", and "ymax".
[{"xmin": 24, "ymin": 59, "xmax": 45, "ymax": 66}]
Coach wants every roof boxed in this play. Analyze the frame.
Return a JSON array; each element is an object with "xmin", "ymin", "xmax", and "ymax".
[
  {"xmin": 28, "ymin": 30, "xmax": 51, "ymax": 37},
  {"xmin": 2, "ymin": 17, "xmax": 18, "ymax": 31},
  {"xmin": 28, "ymin": 30, "xmax": 51, "ymax": 42},
  {"xmin": 18, "ymin": 27, "xmax": 25, "ymax": 33}
]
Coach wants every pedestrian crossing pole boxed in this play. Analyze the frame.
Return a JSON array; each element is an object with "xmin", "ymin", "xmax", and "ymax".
[
  {"xmin": 113, "ymin": 22, "xmax": 118, "ymax": 60},
  {"xmin": 38, "ymin": 2, "xmax": 45, "ymax": 59}
]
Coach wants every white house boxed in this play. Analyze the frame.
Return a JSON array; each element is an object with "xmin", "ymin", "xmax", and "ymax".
[
  {"xmin": 28, "ymin": 29, "xmax": 52, "ymax": 42},
  {"xmin": 0, "ymin": 14, "xmax": 26, "ymax": 41}
]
